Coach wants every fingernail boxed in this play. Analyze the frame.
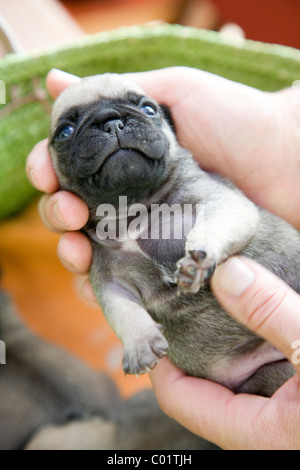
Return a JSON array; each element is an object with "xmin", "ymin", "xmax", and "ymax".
[
  {"xmin": 29, "ymin": 169, "xmax": 41, "ymax": 190},
  {"xmin": 48, "ymin": 68, "xmax": 80, "ymax": 82},
  {"xmin": 214, "ymin": 257, "xmax": 256, "ymax": 297},
  {"xmin": 80, "ymin": 277, "xmax": 97, "ymax": 304},
  {"xmin": 49, "ymin": 68, "xmax": 71, "ymax": 76},
  {"xmin": 53, "ymin": 202, "xmax": 68, "ymax": 229},
  {"xmin": 57, "ymin": 240, "xmax": 76, "ymax": 272}
]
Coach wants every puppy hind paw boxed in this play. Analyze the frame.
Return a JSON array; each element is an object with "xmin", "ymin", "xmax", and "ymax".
[
  {"xmin": 174, "ymin": 257, "xmax": 201, "ymax": 295},
  {"xmin": 189, "ymin": 250, "xmax": 207, "ymax": 262},
  {"xmin": 122, "ymin": 327, "xmax": 168, "ymax": 376},
  {"xmin": 190, "ymin": 250, "xmax": 216, "ymax": 282},
  {"xmin": 174, "ymin": 250, "xmax": 216, "ymax": 295}
]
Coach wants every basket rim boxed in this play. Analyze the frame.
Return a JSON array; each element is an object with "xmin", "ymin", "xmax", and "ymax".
[{"xmin": 1, "ymin": 23, "xmax": 300, "ymax": 69}]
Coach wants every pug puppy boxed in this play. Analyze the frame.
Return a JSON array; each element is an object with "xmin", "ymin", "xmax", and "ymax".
[{"xmin": 49, "ymin": 74, "xmax": 299, "ymax": 397}]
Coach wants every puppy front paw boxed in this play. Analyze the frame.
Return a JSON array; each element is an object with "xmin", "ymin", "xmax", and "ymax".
[
  {"xmin": 122, "ymin": 325, "xmax": 168, "ymax": 375},
  {"xmin": 174, "ymin": 250, "xmax": 216, "ymax": 295}
]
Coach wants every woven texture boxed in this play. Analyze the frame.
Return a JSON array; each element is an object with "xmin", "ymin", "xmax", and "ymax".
[{"xmin": 1, "ymin": 23, "xmax": 300, "ymax": 221}]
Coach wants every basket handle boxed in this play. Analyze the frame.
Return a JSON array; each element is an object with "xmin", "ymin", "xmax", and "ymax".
[
  {"xmin": 0, "ymin": 14, "xmax": 52, "ymax": 118},
  {"xmin": 0, "ymin": 14, "xmax": 23, "ymax": 54}
]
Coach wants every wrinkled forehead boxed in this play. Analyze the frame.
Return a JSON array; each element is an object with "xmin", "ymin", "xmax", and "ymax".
[{"xmin": 51, "ymin": 74, "xmax": 146, "ymax": 129}]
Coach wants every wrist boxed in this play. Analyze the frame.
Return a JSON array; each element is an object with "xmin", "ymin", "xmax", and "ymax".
[
  {"xmin": 274, "ymin": 85, "xmax": 300, "ymax": 162},
  {"xmin": 258, "ymin": 85, "xmax": 300, "ymax": 229}
]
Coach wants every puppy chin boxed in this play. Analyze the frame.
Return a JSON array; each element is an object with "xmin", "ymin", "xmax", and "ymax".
[{"xmin": 94, "ymin": 149, "xmax": 165, "ymax": 195}]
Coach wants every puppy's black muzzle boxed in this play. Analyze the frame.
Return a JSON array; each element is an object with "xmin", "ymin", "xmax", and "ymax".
[
  {"xmin": 81, "ymin": 104, "xmax": 168, "ymax": 167},
  {"xmin": 52, "ymin": 98, "xmax": 171, "ymax": 205}
]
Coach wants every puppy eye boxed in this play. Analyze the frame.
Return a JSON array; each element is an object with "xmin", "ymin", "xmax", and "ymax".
[
  {"xmin": 56, "ymin": 125, "xmax": 75, "ymax": 140},
  {"xmin": 141, "ymin": 104, "xmax": 158, "ymax": 116}
]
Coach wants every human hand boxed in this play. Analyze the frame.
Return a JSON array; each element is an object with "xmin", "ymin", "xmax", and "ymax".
[
  {"xmin": 26, "ymin": 66, "xmax": 300, "ymax": 298},
  {"xmin": 26, "ymin": 68, "xmax": 300, "ymax": 449},
  {"xmin": 127, "ymin": 67, "xmax": 300, "ymax": 228},
  {"xmin": 150, "ymin": 256, "xmax": 300, "ymax": 450}
]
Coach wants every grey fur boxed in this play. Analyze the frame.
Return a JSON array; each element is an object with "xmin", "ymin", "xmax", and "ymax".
[
  {"xmin": 0, "ymin": 290, "xmax": 208, "ymax": 450},
  {"xmin": 49, "ymin": 74, "xmax": 300, "ymax": 397}
]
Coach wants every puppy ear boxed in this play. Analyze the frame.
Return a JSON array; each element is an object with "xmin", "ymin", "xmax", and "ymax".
[{"xmin": 159, "ymin": 104, "xmax": 176, "ymax": 135}]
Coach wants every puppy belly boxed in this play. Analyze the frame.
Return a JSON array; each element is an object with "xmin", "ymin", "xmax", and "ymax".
[
  {"xmin": 163, "ymin": 310, "xmax": 294, "ymax": 397},
  {"xmin": 209, "ymin": 342, "xmax": 292, "ymax": 393}
]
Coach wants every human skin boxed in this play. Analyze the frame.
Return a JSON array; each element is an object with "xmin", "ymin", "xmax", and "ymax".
[
  {"xmin": 26, "ymin": 67, "xmax": 300, "ymax": 449},
  {"xmin": 151, "ymin": 257, "xmax": 300, "ymax": 449}
]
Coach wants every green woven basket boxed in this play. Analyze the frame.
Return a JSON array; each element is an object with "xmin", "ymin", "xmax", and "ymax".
[{"xmin": 0, "ymin": 24, "xmax": 300, "ymax": 221}]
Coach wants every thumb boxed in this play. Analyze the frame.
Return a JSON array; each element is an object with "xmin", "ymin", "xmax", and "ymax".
[
  {"xmin": 46, "ymin": 69, "xmax": 80, "ymax": 99},
  {"xmin": 211, "ymin": 256, "xmax": 300, "ymax": 372}
]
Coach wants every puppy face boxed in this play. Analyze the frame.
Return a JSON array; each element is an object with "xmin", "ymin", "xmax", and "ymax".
[{"xmin": 49, "ymin": 74, "xmax": 176, "ymax": 207}]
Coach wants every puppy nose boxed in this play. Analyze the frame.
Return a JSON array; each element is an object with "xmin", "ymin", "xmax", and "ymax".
[{"xmin": 103, "ymin": 119, "xmax": 124, "ymax": 133}]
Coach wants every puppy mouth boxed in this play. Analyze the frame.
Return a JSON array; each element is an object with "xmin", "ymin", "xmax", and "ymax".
[{"xmin": 99, "ymin": 148, "xmax": 153, "ymax": 172}]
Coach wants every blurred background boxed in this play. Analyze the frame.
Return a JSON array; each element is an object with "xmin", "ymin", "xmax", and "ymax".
[
  {"xmin": 0, "ymin": 0, "xmax": 299, "ymax": 401},
  {"xmin": 1, "ymin": 0, "xmax": 300, "ymax": 55}
]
